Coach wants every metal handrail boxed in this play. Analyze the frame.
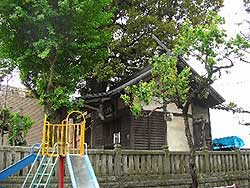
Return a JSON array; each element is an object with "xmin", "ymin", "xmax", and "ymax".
[
  {"xmin": 84, "ymin": 143, "xmax": 88, "ymax": 155},
  {"xmin": 21, "ymin": 143, "xmax": 42, "ymax": 188},
  {"xmin": 42, "ymin": 111, "xmax": 87, "ymax": 156},
  {"xmin": 34, "ymin": 143, "xmax": 59, "ymax": 188}
]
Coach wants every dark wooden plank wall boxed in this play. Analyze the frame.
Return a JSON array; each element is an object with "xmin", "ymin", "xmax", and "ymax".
[
  {"xmin": 92, "ymin": 118, "xmax": 104, "ymax": 149},
  {"xmin": 91, "ymin": 107, "xmax": 131, "ymax": 149},
  {"xmin": 120, "ymin": 110, "xmax": 131, "ymax": 148},
  {"xmin": 131, "ymin": 111, "xmax": 165, "ymax": 150},
  {"xmin": 149, "ymin": 111, "xmax": 165, "ymax": 149},
  {"xmin": 102, "ymin": 108, "xmax": 131, "ymax": 149}
]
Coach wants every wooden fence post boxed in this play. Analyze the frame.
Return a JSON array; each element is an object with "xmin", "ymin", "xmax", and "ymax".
[
  {"xmin": 236, "ymin": 149, "xmax": 242, "ymax": 171},
  {"xmin": 114, "ymin": 144, "xmax": 122, "ymax": 176},
  {"xmin": 162, "ymin": 145, "xmax": 170, "ymax": 174}
]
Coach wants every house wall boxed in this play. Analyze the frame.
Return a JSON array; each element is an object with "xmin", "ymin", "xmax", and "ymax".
[
  {"xmin": 167, "ymin": 116, "xmax": 193, "ymax": 151},
  {"xmin": 192, "ymin": 103, "xmax": 210, "ymax": 121},
  {"xmin": 130, "ymin": 111, "xmax": 165, "ymax": 150},
  {"xmin": 90, "ymin": 97, "xmax": 211, "ymax": 151},
  {"xmin": 143, "ymin": 101, "xmax": 194, "ymax": 151},
  {"xmin": 166, "ymin": 104, "xmax": 193, "ymax": 151},
  {"xmin": 90, "ymin": 100, "xmax": 132, "ymax": 149},
  {"xmin": 0, "ymin": 87, "xmax": 44, "ymax": 145},
  {"xmin": 91, "ymin": 118, "xmax": 104, "ymax": 149},
  {"xmin": 119, "ymin": 109, "xmax": 131, "ymax": 149},
  {"xmin": 192, "ymin": 103, "xmax": 212, "ymax": 149}
]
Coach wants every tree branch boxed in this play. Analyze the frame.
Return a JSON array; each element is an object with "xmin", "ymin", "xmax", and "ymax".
[
  {"xmin": 23, "ymin": 81, "xmax": 39, "ymax": 98},
  {"xmin": 125, "ymin": 31, "xmax": 146, "ymax": 48},
  {"xmin": 143, "ymin": 105, "xmax": 163, "ymax": 117},
  {"xmin": 46, "ymin": 48, "xmax": 57, "ymax": 93},
  {"xmin": 239, "ymin": 121, "xmax": 250, "ymax": 126},
  {"xmin": 213, "ymin": 104, "xmax": 250, "ymax": 114}
]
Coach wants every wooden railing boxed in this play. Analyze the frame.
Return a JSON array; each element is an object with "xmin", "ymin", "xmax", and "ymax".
[{"xmin": 1, "ymin": 145, "xmax": 250, "ymax": 177}]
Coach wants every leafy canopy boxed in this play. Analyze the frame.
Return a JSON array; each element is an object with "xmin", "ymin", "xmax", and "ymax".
[
  {"xmin": 100, "ymin": 0, "xmax": 224, "ymax": 82},
  {"xmin": 121, "ymin": 12, "xmax": 248, "ymax": 116},
  {"xmin": 121, "ymin": 12, "xmax": 249, "ymax": 188},
  {"xmin": 0, "ymin": 0, "xmax": 113, "ymax": 114}
]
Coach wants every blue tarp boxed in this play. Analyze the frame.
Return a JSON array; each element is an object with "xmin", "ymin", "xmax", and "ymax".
[{"xmin": 213, "ymin": 136, "xmax": 245, "ymax": 150}]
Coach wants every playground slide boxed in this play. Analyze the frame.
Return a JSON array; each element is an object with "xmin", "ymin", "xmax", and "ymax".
[
  {"xmin": 66, "ymin": 154, "xmax": 100, "ymax": 188},
  {"xmin": 0, "ymin": 153, "xmax": 37, "ymax": 182}
]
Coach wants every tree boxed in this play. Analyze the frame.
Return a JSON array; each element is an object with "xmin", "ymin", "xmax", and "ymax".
[
  {"xmin": 214, "ymin": 102, "xmax": 250, "ymax": 126},
  {"xmin": 93, "ymin": 0, "xmax": 224, "ymax": 84},
  {"xmin": 0, "ymin": 107, "xmax": 33, "ymax": 146},
  {"xmin": 81, "ymin": 0, "xmax": 225, "ymax": 96},
  {"xmin": 0, "ymin": 0, "xmax": 113, "ymax": 122},
  {"xmin": 121, "ymin": 13, "xmax": 247, "ymax": 188},
  {"xmin": 0, "ymin": 60, "xmax": 14, "ymax": 82},
  {"xmin": 239, "ymin": 0, "xmax": 250, "ymax": 63}
]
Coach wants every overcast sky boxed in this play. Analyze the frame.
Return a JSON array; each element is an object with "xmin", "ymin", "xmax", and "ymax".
[
  {"xmin": 211, "ymin": 0, "xmax": 250, "ymax": 147},
  {"xmin": 1, "ymin": 0, "xmax": 250, "ymax": 147}
]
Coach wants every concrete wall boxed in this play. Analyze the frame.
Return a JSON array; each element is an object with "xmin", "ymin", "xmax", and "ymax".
[
  {"xmin": 1, "ymin": 146, "xmax": 250, "ymax": 188},
  {"xmin": 143, "ymin": 100, "xmax": 194, "ymax": 151},
  {"xmin": 1, "ymin": 175, "xmax": 248, "ymax": 188},
  {"xmin": 167, "ymin": 116, "xmax": 193, "ymax": 151}
]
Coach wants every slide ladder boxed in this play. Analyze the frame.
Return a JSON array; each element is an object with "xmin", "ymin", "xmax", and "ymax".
[
  {"xmin": 22, "ymin": 143, "xmax": 59, "ymax": 188},
  {"xmin": 0, "ymin": 144, "xmax": 41, "ymax": 182}
]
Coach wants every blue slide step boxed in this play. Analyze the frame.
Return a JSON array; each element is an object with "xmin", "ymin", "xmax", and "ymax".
[{"xmin": 0, "ymin": 153, "xmax": 38, "ymax": 182}]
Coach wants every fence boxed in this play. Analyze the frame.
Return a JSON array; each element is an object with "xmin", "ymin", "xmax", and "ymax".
[{"xmin": 1, "ymin": 145, "xmax": 250, "ymax": 178}]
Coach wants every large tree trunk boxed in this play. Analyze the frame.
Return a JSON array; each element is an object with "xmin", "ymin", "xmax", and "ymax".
[
  {"xmin": 183, "ymin": 105, "xmax": 199, "ymax": 188},
  {"xmin": 44, "ymin": 48, "xmax": 68, "ymax": 123},
  {"xmin": 44, "ymin": 104, "xmax": 68, "ymax": 123}
]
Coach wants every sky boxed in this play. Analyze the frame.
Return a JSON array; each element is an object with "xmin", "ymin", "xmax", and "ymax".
[
  {"xmin": 210, "ymin": 0, "xmax": 250, "ymax": 147},
  {"xmin": 1, "ymin": 0, "xmax": 250, "ymax": 147}
]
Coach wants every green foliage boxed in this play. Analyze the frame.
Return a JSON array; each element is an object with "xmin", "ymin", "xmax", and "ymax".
[
  {"xmin": 122, "ymin": 54, "xmax": 191, "ymax": 116},
  {"xmin": 227, "ymin": 102, "xmax": 238, "ymax": 109},
  {"xmin": 0, "ymin": 59, "xmax": 15, "ymax": 82},
  {"xmin": 40, "ymin": 86, "xmax": 72, "ymax": 111},
  {"xmin": 0, "ymin": 108, "xmax": 33, "ymax": 146},
  {"xmin": 0, "ymin": 0, "xmax": 113, "ymax": 117},
  {"xmin": 121, "ymin": 12, "xmax": 248, "ymax": 115},
  {"xmin": 40, "ymin": 87, "xmax": 85, "ymax": 111},
  {"xmin": 121, "ymin": 81, "xmax": 154, "ymax": 116},
  {"xmin": 103, "ymin": 0, "xmax": 224, "ymax": 81},
  {"xmin": 174, "ymin": 12, "xmax": 247, "ymax": 82},
  {"xmin": 151, "ymin": 55, "xmax": 191, "ymax": 103},
  {"xmin": 121, "ymin": 12, "xmax": 248, "ymax": 188}
]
